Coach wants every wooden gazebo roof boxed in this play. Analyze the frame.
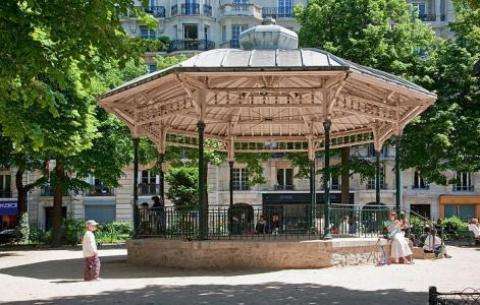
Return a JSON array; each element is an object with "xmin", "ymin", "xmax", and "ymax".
[{"xmin": 100, "ymin": 28, "xmax": 436, "ymax": 156}]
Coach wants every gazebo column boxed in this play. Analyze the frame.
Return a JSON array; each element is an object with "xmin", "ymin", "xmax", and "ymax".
[
  {"xmin": 375, "ymin": 148, "xmax": 381, "ymax": 205},
  {"xmin": 197, "ymin": 120, "xmax": 207, "ymax": 240},
  {"xmin": 323, "ymin": 119, "xmax": 332, "ymax": 239},
  {"xmin": 158, "ymin": 153, "xmax": 165, "ymax": 203},
  {"xmin": 308, "ymin": 137, "xmax": 316, "ymax": 232},
  {"xmin": 132, "ymin": 137, "xmax": 140, "ymax": 235},
  {"xmin": 395, "ymin": 133, "xmax": 403, "ymax": 214},
  {"xmin": 227, "ymin": 137, "xmax": 235, "ymax": 207}
]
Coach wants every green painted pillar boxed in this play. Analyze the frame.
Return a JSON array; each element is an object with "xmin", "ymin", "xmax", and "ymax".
[
  {"xmin": 132, "ymin": 137, "xmax": 140, "ymax": 235},
  {"xmin": 323, "ymin": 119, "xmax": 332, "ymax": 239},
  {"xmin": 229, "ymin": 160, "xmax": 234, "ymax": 207},
  {"xmin": 197, "ymin": 121, "xmax": 207, "ymax": 239},
  {"xmin": 375, "ymin": 149, "xmax": 381, "ymax": 205},
  {"xmin": 158, "ymin": 153, "xmax": 165, "ymax": 203},
  {"xmin": 309, "ymin": 159, "xmax": 316, "ymax": 232},
  {"xmin": 395, "ymin": 136, "xmax": 402, "ymax": 214}
]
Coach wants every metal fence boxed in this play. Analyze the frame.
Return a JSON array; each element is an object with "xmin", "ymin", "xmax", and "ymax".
[
  {"xmin": 429, "ymin": 287, "xmax": 480, "ymax": 305},
  {"xmin": 136, "ymin": 204, "xmax": 392, "ymax": 240}
]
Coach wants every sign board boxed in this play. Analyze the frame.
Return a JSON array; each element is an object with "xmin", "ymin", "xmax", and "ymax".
[{"xmin": 0, "ymin": 201, "xmax": 18, "ymax": 216}]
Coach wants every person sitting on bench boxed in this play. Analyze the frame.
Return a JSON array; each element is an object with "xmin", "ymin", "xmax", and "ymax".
[
  {"xmin": 468, "ymin": 218, "xmax": 480, "ymax": 241},
  {"xmin": 423, "ymin": 227, "xmax": 451, "ymax": 258}
]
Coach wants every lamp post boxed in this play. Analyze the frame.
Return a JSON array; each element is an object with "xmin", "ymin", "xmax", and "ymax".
[{"xmin": 323, "ymin": 119, "xmax": 332, "ymax": 239}]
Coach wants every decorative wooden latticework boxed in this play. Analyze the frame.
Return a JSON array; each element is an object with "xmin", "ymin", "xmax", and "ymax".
[{"xmin": 100, "ymin": 48, "xmax": 435, "ymax": 155}]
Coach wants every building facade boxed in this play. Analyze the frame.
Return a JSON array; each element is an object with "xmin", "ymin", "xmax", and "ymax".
[
  {"xmin": 1, "ymin": 143, "xmax": 480, "ymax": 230},
  {"xmin": 0, "ymin": 0, "xmax": 465, "ymax": 230}
]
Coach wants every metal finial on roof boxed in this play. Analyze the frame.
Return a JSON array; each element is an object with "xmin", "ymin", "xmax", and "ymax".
[{"xmin": 239, "ymin": 19, "xmax": 298, "ymax": 50}]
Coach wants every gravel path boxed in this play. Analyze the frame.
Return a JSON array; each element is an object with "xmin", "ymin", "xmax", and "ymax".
[{"xmin": 1, "ymin": 245, "xmax": 479, "ymax": 305}]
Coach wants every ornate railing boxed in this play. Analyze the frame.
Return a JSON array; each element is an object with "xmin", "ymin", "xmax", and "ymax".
[
  {"xmin": 203, "ymin": 4, "xmax": 212, "ymax": 16},
  {"xmin": 429, "ymin": 287, "xmax": 480, "ymax": 305},
  {"xmin": 136, "ymin": 203, "xmax": 392, "ymax": 239},
  {"xmin": 261, "ymin": 7, "xmax": 294, "ymax": 18},
  {"xmin": 120, "ymin": 5, "xmax": 166, "ymax": 18},
  {"xmin": 419, "ymin": 13, "xmax": 436, "ymax": 21},
  {"xmin": 168, "ymin": 39, "xmax": 215, "ymax": 52},
  {"xmin": 452, "ymin": 185, "xmax": 474, "ymax": 192}
]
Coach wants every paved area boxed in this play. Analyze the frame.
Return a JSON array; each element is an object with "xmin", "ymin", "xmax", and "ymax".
[{"xmin": 0, "ymin": 245, "xmax": 479, "ymax": 305}]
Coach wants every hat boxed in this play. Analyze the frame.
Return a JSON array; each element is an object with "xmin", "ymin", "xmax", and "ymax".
[{"xmin": 85, "ymin": 220, "xmax": 99, "ymax": 226}]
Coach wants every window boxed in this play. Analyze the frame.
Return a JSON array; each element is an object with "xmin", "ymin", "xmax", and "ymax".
[
  {"xmin": 184, "ymin": 24, "xmax": 198, "ymax": 40},
  {"xmin": 148, "ymin": 64, "xmax": 157, "ymax": 73},
  {"xmin": 331, "ymin": 175, "xmax": 340, "ymax": 190},
  {"xmin": 411, "ymin": 2, "xmax": 426, "ymax": 19},
  {"xmin": 140, "ymin": 170, "xmax": 157, "ymax": 195},
  {"xmin": 0, "ymin": 174, "xmax": 11, "ymax": 198},
  {"xmin": 454, "ymin": 172, "xmax": 473, "ymax": 191},
  {"xmin": 231, "ymin": 24, "xmax": 248, "ymax": 46},
  {"xmin": 139, "ymin": 25, "xmax": 156, "ymax": 39},
  {"xmin": 444, "ymin": 204, "xmax": 475, "ymax": 221},
  {"xmin": 276, "ymin": 168, "xmax": 293, "ymax": 190},
  {"xmin": 413, "ymin": 170, "xmax": 429, "ymax": 189},
  {"xmin": 278, "ymin": 0, "xmax": 292, "ymax": 17},
  {"xmin": 367, "ymin": 166, "xmax": 385, "ymax": 189},
  {"xmin": 232, "ymin": 168, "xmax": 249, "ymax": 191}
]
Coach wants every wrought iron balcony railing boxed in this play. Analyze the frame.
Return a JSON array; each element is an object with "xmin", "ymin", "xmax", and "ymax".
[
  {"xmin": 120, "ymin": 5, "xmax": 166, "ymax": 18},
  {"xmin": 168, "ymin": 39, "xmax": 215, "ymax": 52},
  {"xmin": 452, "ymin": 185, "xmax": 474, "ymax": 192},
  {"xmin": 366, "ymin": 182, "xmax": 387, "ymax": 190},
  {"xmin": 220, "ymin": 3, "xmax": 262, "ymax": 19},
  {"xmin": 171, "ymin": 3, "xmax": 200, "ymax": 16},
  {"xmin": 232, "ymin": 182, "xmax": 250, "ymax": 191},
  {"xmin": 86, "ymin": 185, "xmax": 114, "ymax": 196},
  {"xmin": 412, "ymin": 184, "xmax": 430, "ymax": 190},
  {"xmin": 261, "ymin": 7, "xmax": 293, "ymax": 18}
]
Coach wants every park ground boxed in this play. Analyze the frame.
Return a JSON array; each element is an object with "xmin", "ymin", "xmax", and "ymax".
[{"xmin": 0, "ymin": 245, "xmax": 479, "ymax": 305}]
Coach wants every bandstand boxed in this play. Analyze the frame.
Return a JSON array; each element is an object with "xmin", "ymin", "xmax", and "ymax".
[{"xmin": 100, "ymin": 19, "xmax": 436, "ymax": 269}]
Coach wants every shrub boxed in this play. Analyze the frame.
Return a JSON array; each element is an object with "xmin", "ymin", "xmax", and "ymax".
[
  {"xmin": 63, "ymin": 218, "xmax": 85, "ymax": 246},
  {"xmin": 441, "ymin": 216, "xmax": 470, "ymax": 240},
  {"xmin": 29, "ymin": 226, "xmax": 51, "ymax": 244},
  {"xmin": 95, "ymin": 222, "xmax": 132, "ymax": 245}
]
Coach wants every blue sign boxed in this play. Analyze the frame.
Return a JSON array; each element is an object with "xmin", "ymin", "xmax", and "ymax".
[{"xmin": 0, "ymin": 201, "xmax": 18, "ymax": 216}]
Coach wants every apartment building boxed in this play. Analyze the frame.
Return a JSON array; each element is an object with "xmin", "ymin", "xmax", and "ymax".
[{"xmin": 0, "ymin": 0, "xmax": 465, "ymax": 230}]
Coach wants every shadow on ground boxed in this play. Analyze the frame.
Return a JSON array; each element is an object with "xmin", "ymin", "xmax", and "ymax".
[
  {"xmin": 3, "ymin": 283, "xmax": 427, "ymax": 305},
  {"xmin": 0, "ymin": 254, "xmax": 273, "ymax": 280}
]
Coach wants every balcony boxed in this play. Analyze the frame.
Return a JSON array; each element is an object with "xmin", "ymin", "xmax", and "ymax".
[
  {"xmin": 412, "ymin": 184, "xmax": 430, "ymax": 190},
  {"xmin": 219, "ymin": 3, "xmax": 262, "ymax": 19},
  {"xmin": 171, "ymin": 3, "xmax": 200, "ymax": 16},
  {"xmin": 139, "ymin": 183, "xmax": 159, "ymax": 196},
  {"xmin": 452, "ymin": 185, "xmax": 474, "ymax": 192},
  {"xmin": 274, "ymin": 184, "xmax": 295, "ymax": 191},
  {"xmin": 418, "ymin": 13, "xmax": 436, "ymax": 21},
  {"xmin": 232, "ymin": 182, "xmax": 250, "ymax": 191},
  {"xmin": 120, "ymin": 5, "xmax": 166, "ymax": 18},
  {"xmin": 87, "ymin": 185, "xmax": 114, "ymax": 196},
  {"xmin": 168, "ymin": 39, "xmax": 215, "ymax": 52},
  {"xmin": 261, "ymin": 7, "xmax": 294, "ymax": 19},
  {"xmin": 366, "ymin": 182, "xmax": 388, "ymax": 190},
  {"xmin": 0, "ymin": 190, "xmax": 12, "ymax": 198}
]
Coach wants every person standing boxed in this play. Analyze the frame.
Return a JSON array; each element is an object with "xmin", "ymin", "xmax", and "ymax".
[{"xmin": 82, "ymin": 220, "xmax": 100, "ymax": 281}]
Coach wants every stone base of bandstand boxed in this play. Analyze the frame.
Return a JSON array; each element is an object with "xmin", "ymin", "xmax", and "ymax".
[{"xmin": 127, "ymin": 237, "xmax": 392, "ymax": 270}]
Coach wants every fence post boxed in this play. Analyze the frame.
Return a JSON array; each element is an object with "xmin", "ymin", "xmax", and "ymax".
[{"xmin": 429, "ymin": 286, "xmax": 438, "ymax": 305}]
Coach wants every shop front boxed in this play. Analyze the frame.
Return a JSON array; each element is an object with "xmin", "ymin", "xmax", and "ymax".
[{"xmin": 438, "ymin": 195, "xmax": 480, "ymax": 220}]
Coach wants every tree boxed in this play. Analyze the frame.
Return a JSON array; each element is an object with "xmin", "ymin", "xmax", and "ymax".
[
  {"xmin": 296, "ymin": 0, "xmax": 437, "ymax": 200},
  {"xmin": 400, "ymin": 2, "xmax": 480, "ymax": 184},
  {"xmin": 166, "ymin": 166, "xmax": 199, "ymax": 208}
]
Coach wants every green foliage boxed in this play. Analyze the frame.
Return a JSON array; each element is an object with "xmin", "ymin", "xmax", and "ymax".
[
  {"xmin": 166, "ymin": 166, "xmax": 199, "ymax": 208},
  {"xmin": 135, "ymin": 37, "xmax": 170, "ymax": 53},
  {"xmin": 235, "ymin": 153, "xmax": 270, "ymax": 186},
  {"xmin": 95, "ymin": 222, "xmax": 132, "ymax": 244},
  {"xmin": 155, "ymin": 55, "xmax": 188, "ymax": 70},
  {"xmin": 440, "ymin": 216, "xmax": 472, "ymax": 240},
  {"xmin": 63, "ymin": 217, "xmax": 85, "ymax": 246},
  {"xmin": 28, "ymin": 226, "xmax": 51, "ymax": 244}
]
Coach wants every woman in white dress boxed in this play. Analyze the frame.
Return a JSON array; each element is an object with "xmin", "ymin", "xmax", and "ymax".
[{"xmin": 387, "ymin": 211, "xmax": 413, "ymax": 264}]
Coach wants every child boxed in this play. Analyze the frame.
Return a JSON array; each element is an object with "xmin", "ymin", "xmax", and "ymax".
[
  {"xmin": 82, "ymin": 220, "xmax": 100, "ymax": 281},
  {"xmin": 423, "ymin": 226, "xmax": 451, "ymax": 258}
]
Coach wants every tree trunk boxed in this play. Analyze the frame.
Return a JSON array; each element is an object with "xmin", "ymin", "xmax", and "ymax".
[
  {"xmin": 52, "ymin": 160, "xmax": 64, "ymax": 246},
  {"xmin": 341, "ymin": 147, "xmax": 350, "ymax": 204},
  {"xmin": 15, "ymin": 167, "xmax": 27, "ymax": 218}
]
